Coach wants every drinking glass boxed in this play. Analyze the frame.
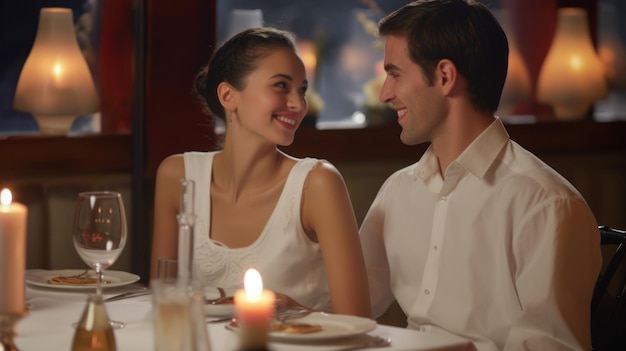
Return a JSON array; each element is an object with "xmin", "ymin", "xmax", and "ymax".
[
  {"xmin": 151, "ymin": 279, "xmax": 211, "ymax": 351},
  {"xmin": 156, "ymin": 257, "xmax": 178, "ymax": 282},
  {"xmin": 73, "ymin": 191, "xmax": 127, "ymax": 328}
]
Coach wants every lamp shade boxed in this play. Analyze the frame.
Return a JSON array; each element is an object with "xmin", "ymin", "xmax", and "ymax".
[
  {"xmin": 536, "ymin": 7, "xmax": 607, "ymax": 120},
  {"xmin": 13, "ymin": 7, "xmax": 99, "ymax": 134}
]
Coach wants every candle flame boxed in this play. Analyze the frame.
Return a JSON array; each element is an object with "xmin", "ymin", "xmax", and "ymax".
[
  {"xmin": 1, "ymin": 188, "xmax": 12, "ymax": 206},
  {"xmin": 244, "ymin": 268, "xmax": 263, "ymax": 301}
]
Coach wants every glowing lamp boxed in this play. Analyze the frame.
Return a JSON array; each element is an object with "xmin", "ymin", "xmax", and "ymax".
[
  {"xmin": 13, "ymin": 8, "xmax": 99, "ymax": 135},
  {"xmin": 537, "ymin": 8, "xmax": 607, "ymax": 120}
]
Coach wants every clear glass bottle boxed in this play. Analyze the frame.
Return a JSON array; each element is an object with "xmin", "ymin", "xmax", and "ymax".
[
  {"xmin": 177, "ymin": 179, "xmax": 196, "ymax": 283},
  {"xmin": 71, "ymin": 294, "xmax": 116, "ymax": 351}
]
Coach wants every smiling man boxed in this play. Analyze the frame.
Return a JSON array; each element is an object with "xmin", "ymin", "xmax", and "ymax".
[{"xmin": 359, "ymin": 1, "xmax": 602, "ymax": 350}]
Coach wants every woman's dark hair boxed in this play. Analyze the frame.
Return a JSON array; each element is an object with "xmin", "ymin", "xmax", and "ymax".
[
  {"xmin": 193, "ymin": 27, "xmax": 298, "ymax": 120},
  {"xmin": 378, "ymin": 0, "xmax": 508, "ymax": 114}
]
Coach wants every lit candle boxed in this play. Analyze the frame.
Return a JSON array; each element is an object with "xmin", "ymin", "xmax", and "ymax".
[
  {"xmin": 234, "ymin": 269, "xmax": 276, "ymax": 350},
  {"xmin": 0, "ymin": 189, "xmax": 27, "ymax": 315}
]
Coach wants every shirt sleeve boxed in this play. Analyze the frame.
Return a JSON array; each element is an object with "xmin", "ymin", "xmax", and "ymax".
[
  {"xmin": 359, "ymin": 180, "xmax": 397, "ymax": 318},
  {"xmin": 504, "ymin": 196, "xmax": 602, "ymax": 351}
]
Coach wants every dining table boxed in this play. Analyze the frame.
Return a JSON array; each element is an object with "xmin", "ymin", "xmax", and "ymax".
[{"xmin": 15, "ymin": 271, "xmax": 476, "ymax": 351}]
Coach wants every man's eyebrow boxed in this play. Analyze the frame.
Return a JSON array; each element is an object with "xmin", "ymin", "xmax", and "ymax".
[{"xmin": 384, "ymin": 63, "xmax": 400, "ymax": 72}]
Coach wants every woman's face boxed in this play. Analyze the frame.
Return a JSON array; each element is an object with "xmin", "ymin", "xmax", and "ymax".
[{"xmin": 232, "ymin": 47, "xmax": 308, "ymax": 147}]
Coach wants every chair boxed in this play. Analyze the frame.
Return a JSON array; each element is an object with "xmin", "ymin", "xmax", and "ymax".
[{"xmin": 591, "ymin": 225, "xmax": 626, "ymax": 350}]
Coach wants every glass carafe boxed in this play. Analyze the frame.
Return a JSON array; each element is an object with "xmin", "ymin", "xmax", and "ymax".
[{"xmin": 71, "ymin": 294, "xmax": 116, "ymax": 351}]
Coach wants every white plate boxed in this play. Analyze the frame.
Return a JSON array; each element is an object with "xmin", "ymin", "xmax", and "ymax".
[
  {"xmin": 25, "ymin": 269, "xmax": 140, "ymax": 290},
  {"xmin": 229, "ymin": 312, "xmax": 377, "ymax": 341}
]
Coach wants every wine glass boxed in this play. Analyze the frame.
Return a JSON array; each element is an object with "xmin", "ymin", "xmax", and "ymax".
[{"xmin": 73, "ymin": 191, "xmax": 127, "ymax": 328}]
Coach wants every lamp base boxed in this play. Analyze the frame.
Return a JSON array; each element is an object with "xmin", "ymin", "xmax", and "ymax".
[{"xmin": 33, "ymin": 114, "xmax": 76, "ymax": 135}]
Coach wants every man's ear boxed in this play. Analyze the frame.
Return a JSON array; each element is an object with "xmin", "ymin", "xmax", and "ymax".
[
  {"xmin": 217, "ymin": 82, "xmax": 237, "ymax": 112},
  {"xmin": 437, "ymin": 59, "xmax": 457, "ymax": 95}
]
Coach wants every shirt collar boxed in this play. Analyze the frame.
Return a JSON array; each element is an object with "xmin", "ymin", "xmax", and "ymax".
[
  {"xmin": 415, "ymin": 144, "xmax": 440, "ymax": 181},
  {"xmin": 415, "ymin": 117, "xmax": 510, "ymax": 181},
  {"xmin": 456, "ymin": 117, "xmax": 510, "ymax": 179}
]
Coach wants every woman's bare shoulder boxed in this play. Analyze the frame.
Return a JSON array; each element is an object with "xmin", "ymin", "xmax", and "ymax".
[
  {"xmin": 156, "ymin": 154, "xmax": 185, "ymax": 181},
  {"xmin": 301, "ymin": 160, "xmax": 348, "ymax": 199},
  {"xmin": 306, "ymin": 160, "xmax": 344, "ymax": 185}
]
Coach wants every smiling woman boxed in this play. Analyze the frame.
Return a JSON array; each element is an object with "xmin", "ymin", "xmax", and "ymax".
[{"xmin": 150, "ymin": 26, "xmax": 372, "ymax": 318}]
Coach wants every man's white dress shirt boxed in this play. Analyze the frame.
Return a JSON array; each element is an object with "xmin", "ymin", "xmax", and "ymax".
[{"xmin": 360, "ymin": 118, "xmax": 602, "ymax": 351}]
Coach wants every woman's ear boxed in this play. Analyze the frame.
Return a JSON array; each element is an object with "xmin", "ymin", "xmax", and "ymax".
[
  {"xmin": 437, "ymin": 59, "xmax": 457, "ymax": 96},
  {"xmin": 217, "ymin": 82, "xmax": 237, "ymax": 112}
]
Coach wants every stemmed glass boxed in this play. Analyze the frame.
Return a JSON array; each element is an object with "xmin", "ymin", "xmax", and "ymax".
[{"xmin": 73, "ymin": 191, "xmax": 127, "ymax": 328}]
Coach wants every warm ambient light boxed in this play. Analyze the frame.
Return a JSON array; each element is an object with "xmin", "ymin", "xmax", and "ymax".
[
  {"xmin": 537, "ymin": 7, "xmax": 607, "ymax": 121},
  {"xmin": 297, "ymin": 40, "xmax": 317, "ymax": 88},
  {"xmin": 244, "ymin": 268, "xmax": 264, "ymax": 301},
  {"xmin": 234, "ymin": 268, "xmax": 276, "ymax": 349},
  {"xmin": 495, "ymin": 10, "xmax": 533, "ymax": 120},
  {"xmin": 1, "ymin": 189, "xmax": 12, "ymax": 206},
  {"xmin": 13, "ymin": 8, "xmax": 99, "ymax": 135}
]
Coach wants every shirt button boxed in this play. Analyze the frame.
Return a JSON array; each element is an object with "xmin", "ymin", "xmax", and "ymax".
[
  {"xmin": 433, "ymin": 245, "xmax": 438, "ymax": 251},
  {"xmin": 439, "ymin": 196, "xmax": 447, "ymax": 202},
  {"xmin": 424, "ymin": 289, "xmax": 430, "ymax": 295}
]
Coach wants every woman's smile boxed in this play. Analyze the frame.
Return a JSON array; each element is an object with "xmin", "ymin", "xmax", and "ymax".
[{"xmin": 274, "ymin": 114, "xmax": 299, "ymax": 129}]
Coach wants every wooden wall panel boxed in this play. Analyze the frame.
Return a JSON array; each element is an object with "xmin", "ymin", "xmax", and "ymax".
[
  {"xmin": 145, "ymin": 0, "xmax": 219, "ymax": 176},
  {"xmin": 132, "ymin": 0, "xmax": 219, "ymax": 282},
  {"xmin": 99, "ymin": 0, "xmax": 135, "ymax": 133}
]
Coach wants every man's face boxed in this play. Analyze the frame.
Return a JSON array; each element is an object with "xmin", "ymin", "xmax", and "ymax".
[{"xmin": 380, "ymin": 35, "xmax": 446, "ymax": 146}]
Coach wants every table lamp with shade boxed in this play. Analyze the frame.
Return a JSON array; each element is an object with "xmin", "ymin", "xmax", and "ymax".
[
  {"xmin": 536, "ymin": 7, "xmax": 607, "ymax": 121},
  {"xmin": 13, "ymin": 7, "xmax": 99, "ymax": 135}
]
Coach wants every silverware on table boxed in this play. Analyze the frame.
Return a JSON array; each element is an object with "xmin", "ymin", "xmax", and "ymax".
[
  {"xmin": 204, "ymin": 295, "xmax": 234, "ymax": 305},
  {"xmin": 106, "ymin": 286, "xmax": 229, "ymax": 303},
  {"xmin": 275, "ymin": 309, "xmax": 313, "ymax": 323},
  {"xmin": 207, "ymin": 309, "xmax": 311, "ymax": 325},
  {"xmin": 204, "ymin": 287, "xmax": 234, "ymax": 305},
  {"xmin": 332, "ymin": 335, "xmax": 391, "ymax": 351},
  {"xmin": 104, "ymin": 289, "xmax": 150, "ymax": 302},
  {"xmin": 206, "ymin": 316, "xmax": 235, "ymax": 324}
]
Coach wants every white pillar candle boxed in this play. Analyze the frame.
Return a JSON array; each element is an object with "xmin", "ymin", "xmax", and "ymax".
[
  {"xmin": 0, "ymin": 188, "xmax": 27, "ymax": 315},
  {"xmin": 234, "ymin": 269, "xmax": 276, "ymax": 350}
]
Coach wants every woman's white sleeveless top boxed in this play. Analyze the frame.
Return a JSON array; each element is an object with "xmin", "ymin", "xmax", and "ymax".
[{"xmin": 183, "ymin": 151, "xmax": 331, "ymax": 312}]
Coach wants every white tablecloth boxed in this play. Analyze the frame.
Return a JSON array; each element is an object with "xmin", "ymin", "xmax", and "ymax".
[{"xmin": 16, "ymin": 285, "xmax": 475, "ymax": 351}]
